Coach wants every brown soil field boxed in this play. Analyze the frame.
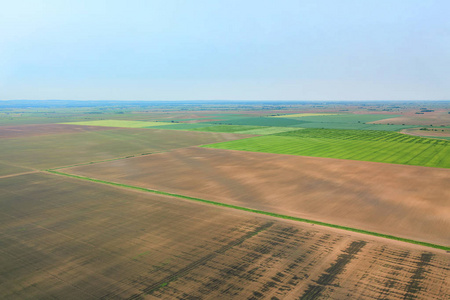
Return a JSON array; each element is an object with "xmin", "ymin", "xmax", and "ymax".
[
  {"xmin": 0, "ymin": 124, "xmax": 117, "ymax": 139},
  {"xmin": 0, "ymin": 173, "xmax": 448, "ymax": 299},
  {"xmin": 0, "ymin": 162, "xmax": 35, "ymax": 177},
  {"xmin": 370, "ymin": 110, "xmax": 450, "ymax": 126},
  {"xmin": 402, "ymin": 127, "xmax": 450, "ymax": 138},
  {"xmin": 0, "ymin": 128, "xmax": 250, "ymax": 170},
  {"xmin": 64, "ymin": 147, "xmax": 450, "ymax": 246}
]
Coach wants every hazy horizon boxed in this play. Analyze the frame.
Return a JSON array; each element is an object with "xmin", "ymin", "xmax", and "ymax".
[{"xmin": 2, "ymin": 1, "xmax": 449, "ymax": 101}]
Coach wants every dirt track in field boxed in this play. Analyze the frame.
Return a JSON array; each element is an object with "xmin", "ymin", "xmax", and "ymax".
[
  {"xmin": 0, "ymin": 124, "xmax": 117, "ymax": 139},
  {"xmin": 1, "ymin": 173, "xmax": 448, "ymax": 299},
  {"xmin": 65, "ymin": 147, "xmax": 450, "ymax": 246}
]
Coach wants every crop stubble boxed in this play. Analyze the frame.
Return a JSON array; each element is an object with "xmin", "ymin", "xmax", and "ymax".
[{"xmin": 0, "ymin": 173, "xmax": 448, "ymax": 299}]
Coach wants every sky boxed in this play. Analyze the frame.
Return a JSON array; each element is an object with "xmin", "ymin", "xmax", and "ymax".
[{"xmin": 1, "ymin": 0, "xmax": 449, "ymax": 101}]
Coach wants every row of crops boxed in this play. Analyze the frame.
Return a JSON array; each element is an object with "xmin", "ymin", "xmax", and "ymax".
[
  {"xmin": 63, "ymin": 112, "xmax": 417, "ymax": 133},
  {"xmin": 277, "ymin": 129, "xmax": 449, "ymax": 145},
  {"xmin": 203, "ymin": 129, "xmax": 450, "ymax": 168},
  {"xmin": 62, "ymin": 118, "xmax": 449, "ymax": 168},
  {"xmin": 205, "ymin": 113, "xmax": 417, "ymax": 131}
]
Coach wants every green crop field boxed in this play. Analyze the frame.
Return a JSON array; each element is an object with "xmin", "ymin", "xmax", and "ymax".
[
  {"xmin": 62, "ymin": 120, "xmax": 176, "ymax": 128},
  {"xmin": 208, "ymin": 117, "xmax": 307, "ymax": 127},
  {"xmin": 284, "ymin": 114, "xmax": 399, "ymax": 123},
  {"xmin": 206, "ymin": 113, "xmax": 257, "ymax": 120},
  {"xmin": 271, "ymin": 114, "xmax": 415, "ymax": 131},
  {"xmin": 272, "ymin": 113, "xmax": 339, "ymax": 118},
  {"xmin": 277, "ymin": 128, "xmax": 448, "ymax": 144},
  {"xmin": 295, "ymin": 122, "xmax": 413, "ymax": 131},
  {"xmin": 1, "ymin": 101, "xmax": 450, "ymax": 299},
  {"xmin": 190, "ymin": 125, "xmax": 264, "ymax": 133},
  {"xmin": 152, "ymin": 124, "xmax": 301, "ymax": 135},
  {"xmin": 203, "ymin": 129, "xmax": 450, "ymax": 168},
  {"xmin": 237, "ymin": 126, "xmax": 300, "ymax": 135},
  {"xmin": 205, "ymin": 114, "xmax": 416, "ymax": 131},
  {"xmin": 150, "ymin": 123, "xmax": 217, "ymax": 130}
]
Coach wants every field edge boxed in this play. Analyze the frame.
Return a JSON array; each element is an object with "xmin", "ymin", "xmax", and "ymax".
[{"xmin": 45, "ymin": 169, "xmax": 450, "ymax": 251}]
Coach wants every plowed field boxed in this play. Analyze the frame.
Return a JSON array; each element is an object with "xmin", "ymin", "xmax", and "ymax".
[
  {"xmin": 63, "ymin": 147, "xmax": 450, "ymax": 245},
  {"xmin": 0, "ymin": 128, "xmax": 250, "ymax": 169},
  {"xmin": 0, "ymin": 173, "xmax": 448, "ymax": 299},
  {"xmin": 0, "ymin": 124, "xmax": 117, "ymax": 139}
]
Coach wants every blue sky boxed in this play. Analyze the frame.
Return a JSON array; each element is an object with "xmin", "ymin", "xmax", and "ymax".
[{"xmin": 1, "ymin": 0, "xmax": 449, "ymax": 100}]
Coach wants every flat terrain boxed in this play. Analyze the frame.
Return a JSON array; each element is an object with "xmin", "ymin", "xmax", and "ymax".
[
  {"xmin": 203, "ymin": 129, "xmax": 450, "ymax": 168},
  {"xmin": 273, "ymin": 113, "xmax": 339, "ymax": 118},
  {"xmin": 402, "ymin": 127, "xmax": 450, "ymax": 138},
  {"xmin": 371, "ymin": 110, "xmax": 450, "ymax": 126},
  {"xmin": 1, "ymin": 102, "xmax": 449, "ymax": 299},
  {"xmin": 0, "ymin": 173, "xmax": 448, "ymax": 299},
  {"xmin": 0, "ymin": 124, "xmax": 116, "ymax": 139},
  {"xmin": 62, "ymin": 120, "xmax": 177, "ymax": 128},
  {"xmin": 63, "ymin": 147, "xmax": 450, "ymax": 245},
  {"xmin": 0, "ymin": 162, "xmax": 35, "ymax": 177},
  {"xmin": 0, "ymin": 128, "xmax": 249, "ymax": 169},
  {"xmin": 209, "ymin": 114, "xmax": 416, "ymax": 131}
]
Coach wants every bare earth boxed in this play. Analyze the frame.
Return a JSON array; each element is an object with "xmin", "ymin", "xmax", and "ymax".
[
  {"xmin": 0, "ymin": 128, "xmax": 251, "ymax": 169},
  {"xmin": 0, "ymin": 124, "xmax": 116, "ymax": 139},
  {"xmin": 402, "ymin": 127, "xmax": 450, "ymax": 138},
  {"xmin": 65, "ymin": 147, "xmax": 450, "ymax": 246},
  {"xmin": 370, "ymin": 109, "xmax": 450, "ymax": 126},
  {"xmin": 0, "ymin": 173, "xmax": 448, "ymax": 299}
]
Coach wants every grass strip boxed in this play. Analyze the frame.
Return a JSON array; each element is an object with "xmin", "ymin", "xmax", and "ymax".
[{"xmin": 46, "ymin": 170, "xmax": 450, "ymax": 251}]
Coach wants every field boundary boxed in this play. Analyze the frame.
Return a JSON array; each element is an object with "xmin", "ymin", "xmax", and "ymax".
[{"xmin": 45, "ymin": 170, "xmax": 450, "ymax": 251}]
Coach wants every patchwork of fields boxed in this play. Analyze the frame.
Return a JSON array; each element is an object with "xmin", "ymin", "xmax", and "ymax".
[
  {"xmin": 0, "ymin": 127, "xmax": 250, "ymax": 169},
  {"xmin": 272, "ymin": 113, "xmax": 339, "ymax": 118},
  {"xmin": 1, "ymin": 105, "xmax": 449, "ymax": 299},
  {"xmin": 207, "ymin": 114, "xmax": 416, "ymax": 131},
  {"xmin": 203, "ymin": 129, "xmax": 450, "ymax": 168},
  {"xmin": 0, "ymin": 173, "xmax": 448, "ymax": 299},
  {"xmin": 63, "ymin": 147, "xmax": 450, "ymax": 246},
  {"xmin": 62, "ymin": 119, "xmax": 177, "ymax": 128},
  {"xmin": 370, "ymin": 110, "xmax": 450, "ymax": 126},
  {"xmin": 0, "ymin": 162, "xmax": 35, "ymax": 177},
  {"xmin": 0, "ymin": 124, "xmax": 114, "ymax": 139}
]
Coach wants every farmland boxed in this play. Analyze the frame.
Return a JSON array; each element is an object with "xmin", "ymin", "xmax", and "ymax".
[
  {"xmin": 190, "ymin": 125, "xmax": 264, "ymax": 133},
  {"xmin": 370, "ymin": 109, "xmax": 450, "ymax": 126},
  {"xmin": 62, "ymin": 119, "xmax": 177, "ymax": 128},
  {"xmin": 64, "ymin": 120, "xmax": 302, "ymax": 135},
  {"xmin": 0, "ymin": 124, "xmax": 115, "ymax": 139},
  {"xmin": 0, "ymin": 173, "xmax": 448, "ymax": 299},
  {"xmin": 207, "ymin": 114, "xmax": 417, "ymax": 131},
  {"xmin": 272, "ymin": 113, "xmax": 339, "ymax": 118},
  {"xmin": 0, "ymin": 100, "xmax": 449, "ymax": 299},
  {"xmin": 0, "ymin": 162, "xmax": 35, "ymax": 177},
  {"xmin": 62, "ymin": 147, "xmax": 450, "ymax": 246},
  {"xmin": 0, "ymin": 127, "xmax": 250, "ymax": 169},
  {"xmin": 401, "ymin": 127, "xmax": 450, "ymax": 139},
  {"xmin": 203, "ymin": 129, "xmax": 450, "ymax": 168},
  {"xmin": 208, "ymin": 116, "xmax": 308, "ymax": 127},
  {"xmin": 275, "ymin": 113, "xmax": 398, "ymax": 123}
]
